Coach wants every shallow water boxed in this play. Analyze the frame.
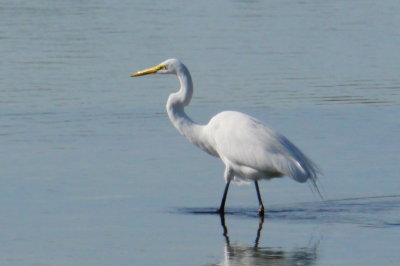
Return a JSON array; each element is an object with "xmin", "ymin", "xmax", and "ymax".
[{"xmin": 1, "ymin": 0, "xmax": 400, "ymax": 265}]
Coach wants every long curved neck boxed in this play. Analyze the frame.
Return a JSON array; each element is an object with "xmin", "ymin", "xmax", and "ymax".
[
  {"xmin": 166, "ymin": 65, "xmax": 216, "ymax": 156},
  {"xmin": 166, "ymin": 65, "xmax": 199, "ymax": 141},
  {"xmin": 167, "ymin": 64, "xmax": 194, "ymax": 110}
]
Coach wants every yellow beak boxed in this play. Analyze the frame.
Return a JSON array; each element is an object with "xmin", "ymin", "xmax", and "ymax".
[{"xmin": 131, "ymin": 64, "xmax": 165, "ymax": 77}]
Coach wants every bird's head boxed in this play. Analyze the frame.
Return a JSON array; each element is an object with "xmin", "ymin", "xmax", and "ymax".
[{"xmin": 131, "ymin": 58, "xmax": 182, "ymax": 77}]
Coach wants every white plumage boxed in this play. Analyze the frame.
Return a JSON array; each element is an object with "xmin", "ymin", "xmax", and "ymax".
[{"xmin": 132, "ymin": 58, "xmax": 321, "ymax": 215}]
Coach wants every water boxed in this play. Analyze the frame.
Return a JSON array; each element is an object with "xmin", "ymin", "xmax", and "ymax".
[{"xmin": 1, "ymin": 0, "xmax": 400, "ymax": 265}]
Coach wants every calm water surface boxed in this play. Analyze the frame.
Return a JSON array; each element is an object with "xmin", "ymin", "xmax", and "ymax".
[{"xmin": 1, "ymin": 0, "xmax": 400, "ymax": 265}]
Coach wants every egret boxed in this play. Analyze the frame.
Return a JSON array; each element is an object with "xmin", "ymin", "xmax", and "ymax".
[{"xmin": 131, "ymin": 58, "xmax": 321, "ymax": 216}]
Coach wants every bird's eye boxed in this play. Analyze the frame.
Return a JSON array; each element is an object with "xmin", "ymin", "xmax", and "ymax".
[{"xmin": 158, "ymin": 65, "xmax": 166, "ymax": 70}]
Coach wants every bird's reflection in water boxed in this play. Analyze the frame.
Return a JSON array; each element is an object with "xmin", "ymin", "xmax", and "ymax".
[{"xmin": 217, "ymin": 214, "xmax": 319, "ymax": 266}]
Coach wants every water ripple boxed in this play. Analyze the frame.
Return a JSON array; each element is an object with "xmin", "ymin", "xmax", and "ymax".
[{"xmin": 176, "ymin": 195, "xmax": 400, "ymax": 228}]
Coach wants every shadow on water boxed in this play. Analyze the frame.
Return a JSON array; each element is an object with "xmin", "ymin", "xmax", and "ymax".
[
  {"xmin": 214, "ymin": 215, "xmax": 319, "ymax": 266},
  {"xmin": 175, "ymin": 195, "xmax": 400, "ymax": 265},
  {"xmin": 177, "ymin": 194, "xmax": 400, "ymax": 228}
]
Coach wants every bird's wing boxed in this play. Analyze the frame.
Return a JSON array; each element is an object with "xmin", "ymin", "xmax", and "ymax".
[{"xmin": 209, "ymin": 111, "xmax": 319, "ymax": 183}]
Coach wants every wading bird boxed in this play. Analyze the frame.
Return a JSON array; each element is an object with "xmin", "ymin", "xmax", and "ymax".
[{"xmin": 131, "ymin": 59, "xmax": 320, "ymax": 216}]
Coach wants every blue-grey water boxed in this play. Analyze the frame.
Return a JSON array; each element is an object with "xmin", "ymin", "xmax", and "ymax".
[{"xmin": 1, "ymin": 0, "xmax": 400, "ymax": 265}]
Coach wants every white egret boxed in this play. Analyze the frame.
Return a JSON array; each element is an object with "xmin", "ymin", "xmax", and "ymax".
[{"xmin": 131, "ymin": 58, "xmax": 321, "ymax": 216}]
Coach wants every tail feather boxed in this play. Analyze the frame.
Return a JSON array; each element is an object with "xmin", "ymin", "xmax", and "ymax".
[
  {"xmin": 273, "ymin": 133, "xmax": 323, "ymax": 199},
  {"xmin": 294, "ymin": 158, "xmax": 324, "ymax": 200}
]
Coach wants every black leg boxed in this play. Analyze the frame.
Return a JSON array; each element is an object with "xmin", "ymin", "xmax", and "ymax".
[
  {"xmin": 219, "ymin": 213, "xmax": 231, "ymax": 246},
  {"xmin": 219, "ymin": 213, "xmax": 229, "ymax": 238},
  {"xmin": 218, "ymin": 180, "xmax": 231, "ymax": 214},
  {"xmin": 254, "ymin": 181, "xmax": 265, "ymax": 216},
  {"xmin": 254, "ymin": 215, "xmax": 265, "ymax": 248}
]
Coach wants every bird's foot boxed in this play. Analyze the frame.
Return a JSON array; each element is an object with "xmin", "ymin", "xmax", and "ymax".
[
  {"xmin": 217, "ymin": 208, "xmax": 225, "ymax": 214},
  {"xmin": 258, "ymin": 206, "xmax": 265, "ymax": 216}
]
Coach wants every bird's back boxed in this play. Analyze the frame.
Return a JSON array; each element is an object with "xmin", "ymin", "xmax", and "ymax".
[{"xmin": 206, "ymin": 111, "xmax": 320, "ymax": 186}]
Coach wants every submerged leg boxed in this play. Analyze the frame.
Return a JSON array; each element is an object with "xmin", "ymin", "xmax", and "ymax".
[
  {"xmin": 218, "ymin": 180, "xmax": 231, "ymax": 214},
  {"xmin": 219, "ymin": 213, "xmax": 229, "ymax": 239},
  {"xmin": 255, "ymin": 215, "xmax": 265, "ymax": 248},
  {"xmin": 254, "ymin": 181, "xmax": 265, "ymax": 216}
]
